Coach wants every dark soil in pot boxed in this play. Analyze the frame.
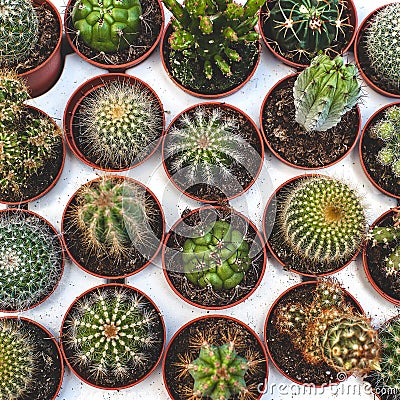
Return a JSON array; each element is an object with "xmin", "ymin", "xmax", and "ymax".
[
  {"xmin": 163, "ymin": 206, "xmax": 265, "ymax": 308},
  {"xmin": 261, "ymin": 75, "xmax": 360, "ymax": 168}
]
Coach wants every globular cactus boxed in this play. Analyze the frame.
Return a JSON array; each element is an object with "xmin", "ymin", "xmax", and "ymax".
[
  {"xmin": 182, "ymin": 220, "xmax": 251, "ymax": 291},
  {"xmin": 293, "ymin": 54, "xmax": 361, "ymax": 132},
  {"xmin": 75, "ymin": 80, "xmax": 163, "ymax": 169},
  {"xmin": 0, "ymin": 211, "xmax": 62, "ymax": 311},
  {"xmin": 71, "ymin": 0, "xmax": 142, "ymax": 53},
  {"xmin": 364, "ymin": 3, "xmax": 400, "ymax": 91},
  {"xmin": 162, "ymin": 0, "xmax": 265, "ymax": 79},
  {"xmin": 0, "ymin": 0, "xmax": 39, "ymax": 67}
]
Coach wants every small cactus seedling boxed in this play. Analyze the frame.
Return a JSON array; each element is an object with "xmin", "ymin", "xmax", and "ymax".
[
  {"xmin": 71, "ymin": 0, "xmax": 142, "ymax": 53},
  {"xmin": 293, "ymin": 54, "xmax": 361, "ymax": 132},
  {"xmin": 183, "ymin": 220, "xmax": 251, "ymax": 291}
]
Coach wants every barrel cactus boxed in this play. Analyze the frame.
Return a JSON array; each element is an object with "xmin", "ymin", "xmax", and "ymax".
[
  {"xmin": 71, "ymin": 0, "xmax": 142, "ymax": 53},
  {"xmin": 293, "ymin": 54, "xmax": 361, "ymax": 132},
  {"xmin": 0, "ymin": 0, "xmax": 39, "ymax": 67},
  {"xmin": 182, "ymin": 220, "xmax": 251, "ymax": 291}
]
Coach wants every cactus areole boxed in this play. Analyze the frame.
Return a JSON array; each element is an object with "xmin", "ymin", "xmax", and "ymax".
[{"xmin": 71, "ymin": 0, "xmax": 142, "ymax": 53}]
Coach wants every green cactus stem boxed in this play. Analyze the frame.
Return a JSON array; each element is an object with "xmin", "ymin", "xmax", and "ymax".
[{"xmin": 293, "ymin": 54, "xmax": 361, "ymax": 132}]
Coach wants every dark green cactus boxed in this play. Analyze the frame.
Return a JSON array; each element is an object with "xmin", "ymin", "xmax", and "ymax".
[
  {"xmin": 293, "ymin": 54, "xmax": 361, "ymax": 132},
  {"xmin": 71, "ymin": 0, "xmax": 142, "ymax": 53}
]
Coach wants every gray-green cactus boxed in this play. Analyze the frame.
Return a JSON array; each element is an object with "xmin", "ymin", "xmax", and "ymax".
[{"xmin": 293, "ymin": 54, "xmax": 361, "ymax": 132}]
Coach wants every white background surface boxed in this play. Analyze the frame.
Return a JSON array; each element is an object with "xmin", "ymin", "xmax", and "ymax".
[{"xmin": 1, "ymin": 0, "xmax": 399, "ymax": 399}]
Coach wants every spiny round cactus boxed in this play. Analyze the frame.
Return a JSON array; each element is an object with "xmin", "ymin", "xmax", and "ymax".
[
  {"xmin": 0, "ymin": 0, "xmax": 39, "ymax": 67},
  {"xmin": 293, "ymin": 54, "xmax": 361, "ymax": 132},
  {"xmin": 364, "ymin": 3, "xmax": 400, "ymax": 91},
  {"xmin": 75, "ymin": 79, "xmax": 163, "ymax": 170},
  {"xmin": 182, "ymin": 220, "xmax": 251, "ymax": 291},
  {"xmin": 0, "ymin": 211, "xmax": 63, "ymax": 311},
  {"xmin": 71, "ymin": 0, "xmax": 142, "ymax": 53}
]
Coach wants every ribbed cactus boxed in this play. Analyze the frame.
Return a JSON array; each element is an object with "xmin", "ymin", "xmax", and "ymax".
[
  {"xmin": 183, "ymin": 221, "xmax": 251, "ymax": 291},
  {"xmin": 162, "ymin": 0, "xmax": 265, "ymax": 79},
  {"xmin": 364, "ymin": 3, "xmax": 400, "ymax": 91},
  {"xmin": 0, "ymin": 211, "xmax": 62, "ymax": 311},
  {"xmin": 269, "ymin": 0, "xmax": 347, "ymax": 56},
  {"xmin": 71, "ymin": 0, "xmax": 142, "ymax": 53},
  {"xmin": 293, "ymin": 54, "xmax": 361, "ymax": 132},
  {"xmin": 0, "ymin": 0, "xmax": 39, "ymax": 66},
  {"xmin": 75, "ymin": 80, "xmax": 163, "ymax": 169}
]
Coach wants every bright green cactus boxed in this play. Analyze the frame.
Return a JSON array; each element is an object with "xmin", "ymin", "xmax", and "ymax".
[
  {"xmin": 0, "ymin": 0, "xmax": 39, "ymax": 67},
  {"xmin": 162, "ymin": 0, "xmax": 265, "ymax": 79},
  {"xmin": 293, "ymin": 54, "xmax": 361, "ymax": 132},
  {"xmin": 71, "ymin": 0, "xmax": 142, "ymax": 53},
  {"xmin": 182, "ymin": 220, "xmax": 251, "ymax": 291}
]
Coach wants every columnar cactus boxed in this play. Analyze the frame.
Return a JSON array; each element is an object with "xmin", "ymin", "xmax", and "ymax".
[
  {"xmin": 162, "ymin": 0, "xmax": 265, "ymax": 79},
  {"xmin": 293, "ymin": 54, "xmax": 361, "ymax": 132},
  {"xmin": 0, "ymin": 0, "xmax": 39, "ymax": 66},
  {"xmin": 75, "ymin": 80, "xmax": 163, "ymax": 169},
  {"xmin": 71, "ymin": 0, "xmax": 142, "ymax": 53},
  {"xmin": 182, "ymin": 220, "xmax": 251, "ymax": 291},
  {"xmin": 364, "ymin": 3, "xmax": 400, "ymax": 91}
]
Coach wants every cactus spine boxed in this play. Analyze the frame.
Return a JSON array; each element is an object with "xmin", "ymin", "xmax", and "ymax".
[{"xmin": 293, "ymin": 54, "xmax": 361, "ymax": 132}]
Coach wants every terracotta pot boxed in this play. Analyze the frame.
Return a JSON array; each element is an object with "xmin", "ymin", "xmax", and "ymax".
[
  {"xmin": 64, "ymin": 0, "xmax": 164, "ymax": 71},
  {"xmin": 362, "ymin": 207, "xmax": 400, "ymax": 306},
  {"xmin": 264, "ymin": 281, "xmax": 363, "ymax": 386},
  {"xmin": 0, "ymin": 105, "xmax": 65, "ymax": 205},
  {"xmin": 162, "ymin": 102, "xmax": 264, "ymax": 203},
  {"xmin": 260, "ymin": 74, "xmax": 361, "ymax": 169},
  {"xmin": 0, "ymin": 208, "xmax": 64, "ymax": 313},
  {"xmin": 60, "ymin": 283, "xmax": 166, "ymax": 390},
  {"xmin": 354, "ymin": 3, "xmax": 400, "ymax": 98},
  {"xmin": 359, "ymin": 102, "xmax": 400, "ymax": 199},
  {"xmin": 162, "ymin": 205, "xmax": 267, "ymax": 309},
  {"xmin": 61, "ymin": 175, "xmax": 165, "ymax": 279},
  {"xmin": 263, "ymin": 174, "xmax": 363, "ymax": 277},
  {"xmin": 160, "ymin": 23, "xmax": 261, "ymax": 98},
  {"xmin": 63, "ymin": 73, "xmax": 165, "ymax": 172},
  {"xmin": 259, "ymin": 0, "xmax": 358, "ymax": 69},
  {"xmin": 163, "ymin": 314, "xmax": 268, "ymax": 399},
  {"xmin": 0, "ymin": 315, "xmax": 64, "ymax": 399}
]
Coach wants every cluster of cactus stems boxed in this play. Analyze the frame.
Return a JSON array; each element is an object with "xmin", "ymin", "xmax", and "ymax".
[
  {"xmin": 293, "ymin": 54, "xmax": 361, "ymax": 132},
  {"xmin": 71, "ymin": 0, "xmax": 142, "ymax": 53},
  {"xmin": 370, "ymin": 105, "xmax": 400, "ymax": 177},
  {"xmin": 0, "ymin": 0, "xmax": 39, "ymax": 67},
  {"xmin": 275, "ymin": 280, "xmax": 381, "ymax": 375},
  {"xmin": 162, "ymin": 0, "xmax": 265, "ymax": 79},
  {"xmin": 182, "ymin": 220, "xmax": 251, "ymax": 291},
  {"xmin": 269, "ymin": 0, "xmax": 350, "ymax": 58},
  {"xmin": 364, "ymin": 3, "xmax": 400, "ymax": 91},
  {"xmin": 76, "ymin": 80, "xmax": 163, "ymax": 169},
  {"xmin": 63, "ymin": 286, "xmax": 160, "ymax": 381},
  {"xmin": 0, "ymin": 211, "xmax": 62, "ymax": 311}
]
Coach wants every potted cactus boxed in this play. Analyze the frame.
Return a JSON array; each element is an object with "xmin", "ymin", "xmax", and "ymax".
[
  {"xmin": 263, "ymin": 175, "xmax": 366, "ymax": 276},
  {"xmin": 0, "ymin": 0, "xmax": 63, "ymax": 97},
  {"xmin": 162, "ymin": 205, "xmax": 266, "ymax": 309},
  {"xmin": 359, "ymin": 103, "xmax": 400, "ymax": 199},
  {"xmin": 163, "ymin": 314, "xmax": 268, "ymax": 399},
  {"xmin": 0, "ymin": 70, "xmax": 65, "ymax": 205},
  {"xmin": 260, "ymin": 54, "xmax": 362, "ymax": 169},
  {"xmin": 62, "ymin": 175, "xmax": 165, "ymax": 279},
  {"xmin": 64, "ymin": 73, "xmax": 165, "ymax": 171},
  {"xmin": 0, "ymin": 316, "xmax": 64, "ymax": 399},
  {"xmin": 160, "ymin": 0, "xmax": 266, "ymax": 97},
  {"xmin": 354, "ymin": 3, "xmax": 400, "ymax": 97},
  {"xmin": 60, "ymin": 284, "xmax": 165, "ymax": 389},
  {"xmin": 265, "ymin": 280, "xmax": 381, "ymax": 386},
  {"xmin": 64, "ymin": 0, "xmax": 164, "ymax": 70},
  {"xmin": 0, "ymin": 209, "xmax": 64, "ymax": 312},
  {"xmin": 162, "ymin": 102, "xmax": 264, "ymax": 202},
  {"xmin": 363, "ymin": 208, "xmax": 400, "ymax": 306}
]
